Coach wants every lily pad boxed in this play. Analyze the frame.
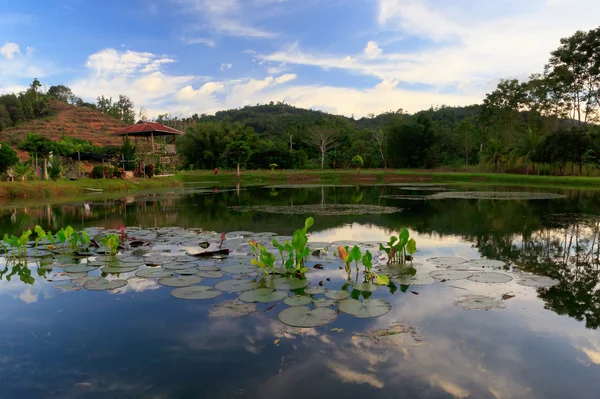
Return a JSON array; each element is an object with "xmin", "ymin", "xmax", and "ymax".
[
  {"xmin": 196, "ymin": 270, "xmax": 224, "ymax": 278},
  {"xmin": 454, "ymin": 295, "xmax": 506, "ymax": 310},
  {"xmin": 429, "ymin": 270, "xmax": 472, "ymax": 281},
  {"xmin": 394, "ymin": 274, "xmax": 437, "ymax": 285},
  {"xmin": 277, "ymin": 306, "xmax": 338, "ymax": 328},
  {"xmin": 74, "ymin": 276, "xmax": 102, "ymax": 284},
  {"xmin": 83, "ymin": 278, "xmax": 127, "ymax": 291},
  {"xmin": 53, "ymin": 283, "xmax": 79, "ymax": 292},
  {"xmin": 158, "ymin": 275, "xmax": 203, "ymax": 287},
  {"xmin": 116, "ymin": 256, "xmax": 146, "ymax": 264},
  {"xmin": 161, "ymin": 262, "xmax": 197, "ymax": 270},
  {"xmin": 239, "ymin": 288, "xmax": 288, "ymax": 303},
  {"xmin": 517, "ymin": 275, "xmax": 560, "ymax": 288},
  {"xmin": 221, "ymin": 264, "xmax": 259, "ymax": 274},
  {"xmin": 267, "ymin": 276, "xmax": 310, "ymax": 290},
  {"xmin": 352, "ymin": 283, "xmax": 379, "ymax": 292},
  {"xmin": 214, "ymin": 279, "xmax": 261, "ymax": 293},
  {"xmin": 305, "ymin": 286, "xmax": 327, "ymax": 295},
  {"xmin": 171, "ymin": 285, "xmax": 222, "ymax": 300},
  {"xmin": 101, "ymin": 265, "xmax": 139, "ymax": 274},
  {"xmin": 467, "ymin": 272, "xmax": 513, "ymax": 283},
  {"xmin": 312, "ymin": 298, "xmax": 337, "ymax": 308},
  {"xmin": 338, "ymin": 298, "xmax": 392, "ymax": 319},
  {"xmin": 428, "ymin": 257, "xmax": 467, "ymax": 267},
  {"xmin": 210, "ymin": 300, "xmax": 257, "ymax": 317},
  {"xmin": 196, "ymin": 264, "xmax": 221, "ymax": 271},
  {"xmin": 63, "ymin": 265, "xmax": 98, "ymax": 273},
  {"xmin": 462, "ymin": 259, "xmax": 507, "ymax": 269},
  {"xmin": 324, "ymin": 290, "xmax": 351, "ymax": 300},
  {"xmin": 135, "ymin": 268, "xmax": 173, "ymax": 278},
  {"xmin": 283, "ymin": 296, "xmax": 312, "ymax": 306},
  {"xmin": 175, "ymin": 268, "xmax": 199, "ymax": 275},
  {"xmin": 229, "ymin": 204, "xmax": 402, "ymax": 216}
]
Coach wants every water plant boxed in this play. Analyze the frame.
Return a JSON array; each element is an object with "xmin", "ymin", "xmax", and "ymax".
[
  {"xmin": 379, "ymin": 228, "xmax": 417, "ymax": 264},
  {"xmin": 99, "ymin": 233, "xmax": 120, "ymax": 256},
  {"xmin": 249, "ymin": 240, "xmax": 277, "ymax": 274}
]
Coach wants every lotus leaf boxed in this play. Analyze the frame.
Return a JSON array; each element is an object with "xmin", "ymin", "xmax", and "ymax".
[
  {"xmin": 136, "ymin": 268, "xmax": 174, "ymax": 278},
  {"xmin": 196, "ymin": 270, "xmax": 224, "ymax": 278},
  {"xmin": 352, "ymin": 283, "xmax": 379, "ymax": 292},
  {"xmin": 517, "ymin": 275, "xmax": 560, "ymax": 288},
  {"xmin": 312, "ymin": 298, "xmax": 337, "ymax": 308},
  {"xmin": 283, "ymin": 296, "xmax": 312, "ymax": 306},
  {"xmin": 64, "ymin": 265, "xmax": 98, "ymax": 273},
  {"xmin": 324, "ymin": 290, "xmax": 351, "ymax": 300},
  {"xmin": 101, "ymin": 265, "xmax": 139, "ymax": 274},
  {"xmin": 467, "ymin": 272, "xmax": 513, "ymax": 283},
  {"xmin": 428, "ymin": 257, "xmax": 467, "ymax": 267},
  {"xmin": 214, "ymin": 279, "xmax": 261, "ymax": 292},
  {"xmin": 454, "ymin": 295, "xmax": 506, "ymax": 310},
  {"xmin": 305, "ymin": 286, "xmax": 328, "ymax": 295},
  {"xmin": 239, "ymin": 288, "xmax": 288, "ymax": 303},
  {"xmin": 429, "ymin": 270, "xmax": 473, "ymax": 281},
  {"xmin": 158, "ymin": 275, "xmax": 203, "ymax": 287},
  {"xmin": 171, "ymin": 285, "xmax": 222, "ymax": 300},
  {"xmin": 338, "ymin": 298, "xmax": 392, "ymax": 319},
  {"xmin": 277, "ymin": 306, "xmax": 338, "ymax": 328},
  {"xmin": 83, "ymin": 278, "xmax": 127, "ymax": 291}
]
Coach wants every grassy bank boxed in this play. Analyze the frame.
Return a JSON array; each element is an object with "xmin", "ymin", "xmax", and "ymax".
[
  {"xmin": 175, "ymin": 169, "xmax": 600, "ymax": 189},
  {"xmin": 0, "ymin": 176, "xmax": 182, "ymax": 200}
]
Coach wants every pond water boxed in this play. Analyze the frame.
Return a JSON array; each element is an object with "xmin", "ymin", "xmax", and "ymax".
[{"xmin": 1, "ymin": 183, "xmax": 600, "ymax": 398}]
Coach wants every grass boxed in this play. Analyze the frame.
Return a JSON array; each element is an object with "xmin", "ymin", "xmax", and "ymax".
[
  {"xmin": 0, "ymin": 176, "xmax": 182, "ymax": 200},
  {"xmin": 175, "ymin": 169, "xmax": 600, "ymax": 189}
]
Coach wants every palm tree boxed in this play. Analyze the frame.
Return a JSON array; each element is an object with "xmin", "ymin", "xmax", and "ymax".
[
  {"xmin": 479, "ymin": 138, "xmax": 505, "ymax": 172},
  {"xmin": 508, "ymin": 128, "xmax": 543, "ymax": 174}
]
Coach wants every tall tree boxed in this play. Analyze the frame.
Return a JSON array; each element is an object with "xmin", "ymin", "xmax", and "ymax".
[
  {"xmin": 223, "ymin": 141, "xmax": 252, "ymax": 177},
  {"xmin": 0, "ymin": 143, "xmax": 19, "ymax": 175},
  {"xmin": 372, "ymin": 128, "xmax": 387, "ymax": 168},
  {"xmin": 306, "ymin": 127, "xmax": 338, "ymax": 169}
]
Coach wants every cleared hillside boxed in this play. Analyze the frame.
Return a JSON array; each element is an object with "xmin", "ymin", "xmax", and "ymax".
[{"xmin": 0, "ymin": 100, "xmax": 126, "ymax": 147}]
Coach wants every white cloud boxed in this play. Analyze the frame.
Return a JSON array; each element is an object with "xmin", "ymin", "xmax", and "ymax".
[
  {"xmin": 0, "ymin": 42, "xmax": 20, "ymax": 59},
  {"xmin": 220, "ymin": 63, "xmax": 233, "ymax": 71},
  {"xmin": 274, "ymin": 73, "xmax": 296, "ymax": 84},
  {"xmin": 180, "ymin": 0, "xmax": 278, "ymax": 38},
  {"xmin": 25, "ymin": 46, "xmax": 35, "ymax": 56},
  {"xmin": 342, "ymin": 56, "xmax": 356, "ymax": 64},
  {"xmin": 364, "ymin": 41, "xmax": 382, "ymax": 59},
  {"xmin": 182, "ymin": 37, "xmax": 216, "ymax": 47}
]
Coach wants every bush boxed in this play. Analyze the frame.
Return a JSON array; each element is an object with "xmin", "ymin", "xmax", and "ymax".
[
  {"xmin": 91, "ymin": 165, "xmax": 105, "ymax": 179},
  {"xmin": 145, "ymin": 164, "xmax": 155, "ymax": 178},
  {"xmin": 0, "ymin": 143, "xmax": 19, "ymax": 174},
  {"xmin": 113, "ymin": 167, "xmax": 125, "ymax": 179}
]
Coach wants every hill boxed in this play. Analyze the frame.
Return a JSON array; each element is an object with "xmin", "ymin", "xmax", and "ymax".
[{"xmin": 0, "ymin": 100, "xmax": 126, "ymax": 148}]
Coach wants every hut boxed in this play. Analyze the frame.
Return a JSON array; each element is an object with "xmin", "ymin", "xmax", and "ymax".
[{"xmin": 112, "ymin": 121, "xmax": 183, "ymax": 175}]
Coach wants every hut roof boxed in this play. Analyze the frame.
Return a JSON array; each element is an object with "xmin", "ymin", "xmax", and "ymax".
[{"xmin": 112, "ymin": 120, "xmax": 184, "ymax": 137}]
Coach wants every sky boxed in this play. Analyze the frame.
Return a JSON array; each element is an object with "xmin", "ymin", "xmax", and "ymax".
[{"xmin": 1, "ymin": 0, "xmax": 599, "ymax": 119}]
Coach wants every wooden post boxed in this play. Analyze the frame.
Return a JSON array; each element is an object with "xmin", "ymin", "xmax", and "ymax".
[{"xmin": 151, "ymin": 132, "xmax": 155, "ymax": 153}]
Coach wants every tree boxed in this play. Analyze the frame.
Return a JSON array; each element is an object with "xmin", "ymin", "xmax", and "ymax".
[
  {"xmin": 0, "ymin": 143, "xmax": 19, "ymax": 175},
  {"xmin": 306, "ymin": 127, "xmax": 338, "ymax": 169},
  {"xmin": 454, "ymin": 117, "xmax": 479, "ymax": 167},
  {"xmin": 120, "ymin": 135, "xmax": 136, "ymax": 171},
  {"xmin": 17, "ymin": 133, "xmax": 56, "ymax": 180},
  {"xmin": 372, "ymin": 129, "xmax": 387, "ymax": 168},
  {"xmin": 47, "ymin": 85, "xmax": 73, "ymax": 103},
  {"xmin": 223, "ymin": 141, "xmax": 252, "ymax": 177},
  {"xmin": 352, "ymin": 154, "xmax": 364, "ymax": 171},
  {"xmin": 480, "ymin": 137, "xmax": 505, "ymax": 172}
]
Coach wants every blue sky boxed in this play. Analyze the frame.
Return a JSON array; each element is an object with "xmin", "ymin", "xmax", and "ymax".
[{"xmin": 1, "ymin": 0, "xmax": 599, "ymax": 118}]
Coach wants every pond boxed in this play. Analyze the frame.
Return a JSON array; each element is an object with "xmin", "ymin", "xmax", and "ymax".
[{"xmin": 1, "ymin": 183, "xmax": 600, "ymax": 398}]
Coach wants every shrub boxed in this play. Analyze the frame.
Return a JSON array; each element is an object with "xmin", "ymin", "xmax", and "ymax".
[
  {"xmin": 91, "ymin": 165, "xmax": 105, "ymax": 179},
  {"xmin": 0, "ymin": 143, "xmax": 19, "ymax": 174},
  {"xmin": 145, "ymin": 164, "xmax": 155, "ymax": 178},
  {"xmin": 113, "ymin": 167, "xmax": 125, "ymax": 179}
]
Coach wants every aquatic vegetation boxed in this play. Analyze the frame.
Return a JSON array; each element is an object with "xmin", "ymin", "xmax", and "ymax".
[
  {"xmin": 83, "ymin": 278, "xmax": 127, "ymax": 291},
  {"xmin": 517, "ymin": 275, "xmax": 560, "ymax": 287},
  {"xmin": 427, "ymin": 256, "xmax": 467, "ymax": 267},
  {"xmin": 467, "ymin": 272, "xmax": 513, "ymax": 283},
  {"xmin": 324, "ymin": 290, "xmax": 351, "ymax": 300},
  {"xmin": 171, "ymin": 286, "xmax": 222, "ymax": 300},
  {"xmin": 283, "ymin": 296, "xmax": 312, "ymax": 306},
  {"xmin": 229, "ymin": 204, "xmax": 402, "ymax": 216},
  {"xmin": 429, "ymin": 270, "xmax": 473, "ymax": 281},
  {"xmin": 379, "ymin": 229, "xmax": 417, "ymax": 265},
  {"xmin": 209, "ymin": 300, "xmax": 256, "ymax": 317},
  {"xmin": 214, "ymin": 279, "xmax": 261, "ymax": 292},
  {"xmin": 239, "ymin": 288, "xmax": 288, "ymax": 303},
  {"xmin": 454, "ymin": 295, "xmax": 506, "ymax": 310},
  {"xmin": 157, "ymin": 275, "xmax": 203, "ymax": 287},
  {"xmin": 338, "ymin": 298, "xmax": 392, "ymax": 318},
  {"xmin": 277, "ymin": 305, "xmax": 338, "ymax": 327},
  {"xmin": 426, "ymin": 191, "xmax": 567, "ymax": 200}
]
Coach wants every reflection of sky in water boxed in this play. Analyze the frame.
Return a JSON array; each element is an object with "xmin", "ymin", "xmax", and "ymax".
[{"xmin": 1, "ymin": 186, "xmax": 600, "ymax": 398}]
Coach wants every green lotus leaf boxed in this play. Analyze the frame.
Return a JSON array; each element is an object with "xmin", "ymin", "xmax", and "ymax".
[
  {"xmin": 214, "ymin": 279, "xmax": 261, "ymax": 293},
  {"xmin": 239, "ymin": 288, "xmax": 287, "ymax": 303},
  {"xmin": 305, "ymin": 286, "xmax": 327, "ymax": 295},
  {"xmin": 517, "ymin": 275, "xmax": 560, "ymax": 288},
  {"xmin": 352, "ymin": 283, "xmax": 379, "ymax": 292},
  {"xmin": 338, "ymin": 298, "xmax": 392, "ymax": 319},
  {"xmin": 196, "ymin": 270, "xmax": 224, "ymax": 278},
  {"xmin": 135, "ymin": 268, "xmax": 173, "ymax": 278},
  {"xmin": 324, "ymin": 290, "xmax": 350, "ymax": 300},
  {"xmin": 83, "ymin": 278, "xmax": 127, "ymax": 291},
  {"xmin": 171, "ymin": 285, "xmax": 222, "ymax": 300},
  {"xmin": 283, "ymin": 296, "xmax": 312, "ymax": 306},
  {"xmin": 429, "ymin": 270, "xmax": 472, "ymax": 281},
  {"xmin": 467, "ymin": 272, "xmax": 513, "ymax": 283},
  {"xmin": 158, "ymin": 275, "xmax": 203, "ymax": 287},
  {"xmin": 454, "ymin": 295, "xmax": 506, "ymax": 310},
  {"xmin": 277, "ymin": 306, "xmax": 338, "ymax": 328}
]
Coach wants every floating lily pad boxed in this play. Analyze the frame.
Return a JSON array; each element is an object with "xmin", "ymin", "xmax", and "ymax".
[
  {"xmin": 175, "ymin": 268, "xmax": 199, "ymax": 275},
  {"xmin": 64, "ymin": 264, "xmax": 98, "ymax": 273},
  {"xmin": 83, "ymin": 279, "xmax": 127, "ymax": 291},
  {"xmin": 283, "ymin": 296, "xmax": 312, "ymax": 306},
  {"xmin": 61, "ymin": 272, "xmax": 88, "ymax": 279},
  {"xmin": 101, "ymin": 265, "xmax": 139, "ymax": 274},
  {"xmin": 161, "ymin": 262, "xmax": 197, "ymax": 270},
  {"xmin": 277, "ymin": 306, "xmax": 338, "ymax": 328},
  {"xmin": 426, "ymin": 191, "xmax": 567, "ymax": 200},
  {"xmin": 462, "ymin": 259, "xmax": 507, "ymax": 269},
  {"xmin": 338, "ymin": 298, "xmax": 392, "ymax": 319},
  {"xmin": 429, "ymin": 270, "xmax": 472, "ymax": 281},
  {"xmin": 135, "ymin": 268, "xmax": 173, "ymax": 278},
  {"xmin": 196, "ymin": 264, "xmax": 221, "ymax": 271},
  {"xmin": 214, "ymin": 279, "xmax": 261, "ymax": 292},
  {"xmin": 239, "ymin": 288, "xmax": 288, "ymax": 303},
  {"xmin": 74, "ymin": 276, "xmax": 102, "ymax": 284},
  {"xmin": 53, "ymin": 283, "xmax": 79, "ymax": 292},
  {"xmin": 324, "ymin": 290, "xmax": 351, "ymax": 300},
  {"xmin": 196, "ymin": 270, "xmax": 224, "ymax": 278},
  {"xmin": 210, "ymin": 300, "xmax": 257, "ymax": 317},
  {"xmin": 158, "ymin": 275, "xmax": 203, "ymax": 287},
  {"xmin": 467, "ymin": 272, "xmax": 513, "ymax": 283},
  {"xmin": 517, "ymin": 275, "xmax": 560, "ymax": 288},
  {"xmin": 454, "ymin": 295, "xmax": 506, "ymax": 310},
  {"xmin": 171, "ymin": 285, "xmax": 222, "ymax": 300},
  {"xmin": 394, "ymin": 274, "xmax": 437, "ymax": 285},
  {"xmin": 221, "ymin": 264, "xmax": 259, "ymax": 274},
  {"xmin": 312, "ymin": 298, "xmax": 337, "ymax": 308},
  {"xmin": 305, "ymin": 286, "xmax": 327, "ymax": 295},
  {"xmin": 352, "ymin": 283, "xmax": 379, "ymax": 292},
  {"xmin": 267, "ymin": 276, "xmax": 310, "ymax": 290},
  {"xmin": 428, "ymin": 257, "xmax": 467, "ymax": 267},
  {"xmin": 229, "ymin": 204, "xmax": 402, "ymax": 216}
]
